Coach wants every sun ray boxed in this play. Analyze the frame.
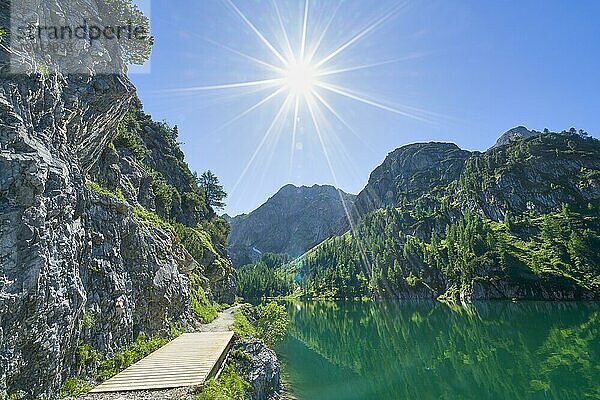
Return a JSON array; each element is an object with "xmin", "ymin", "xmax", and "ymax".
[
  {"xmin": 306, "ymin": 0, "xmax": 343, "ymax": 63},
  {"xmin": 300, "ymin": 0, "xmax": 310, "ymax": 59},
  {"xmin": 211, "ymin": 86, "xmax": 287, "ymax": 135},
  {"xmin": 288, "ymin": 96, "xmax": 301, "ymax": 177},
  {"xmin": 305, "ymin": 96, "xmax": 373, "ymax": 276},
  {"xmin": 163, "ymin": 78, "xmax": 284, "ymax": 93},
  {"xmin": 201, "ymin": 36, "xmax": 285, "ymax": 73},
  {"xmin": 314, "ymin": 2, "xmax": 407, "ymax": 69},
  {"xmin": 311, "ymin": 89, "xmax": 378, "ymax": 155},
  {"xmin": 271, "ymin": 0, "xmax": 295, "ymax": 62},
  {"xmin": 315, "ymin": 81, "xmax": 432, "ymax": 123},
  {"xmin": 230, "ymin": 94, "xmax": 293, "ymax": 195},
  {"xmin": 315, "ymin": 56, "xmax": 422, "ymax": 77},
  {"xmin": 225, "ymin": 0, "xmax": 289, "ymax": 67}
]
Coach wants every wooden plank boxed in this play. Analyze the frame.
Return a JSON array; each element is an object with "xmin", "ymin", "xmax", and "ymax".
[{"xmin": 89, "ymin": 331, "xmax": 234, "ymax": 393}]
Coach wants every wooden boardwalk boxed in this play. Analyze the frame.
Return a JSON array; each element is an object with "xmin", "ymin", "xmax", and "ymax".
[{"xmin": 90, "ymin": 331, "xmax": 235, "ymax": 393}]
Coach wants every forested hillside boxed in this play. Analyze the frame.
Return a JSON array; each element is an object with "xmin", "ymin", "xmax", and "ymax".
[{"xmin": 237, "ymin": 130, "xmax": 600, "ymax": 301}]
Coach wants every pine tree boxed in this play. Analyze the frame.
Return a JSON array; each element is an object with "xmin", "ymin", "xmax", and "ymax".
[{"xmin": 198, "ymin": 170, "xmax": 227, "ymax": 209}]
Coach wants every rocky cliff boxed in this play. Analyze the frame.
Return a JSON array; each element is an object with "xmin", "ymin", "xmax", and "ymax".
[
  {"xmin": 353, "ymin": 142, "xmax": 472, "ymax": 218},
  {"xmin": 228, "ymin": 184, "xmax": 355, "ymax": 267},
  {"xmin": 0, "ymin": 2, "xmax": 234, "ymax": 398}
]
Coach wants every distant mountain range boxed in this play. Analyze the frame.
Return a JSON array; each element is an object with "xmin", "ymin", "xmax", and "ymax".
[{"xmin": 234, "ymin": 127, "xmax": 600, "ymax": 301}]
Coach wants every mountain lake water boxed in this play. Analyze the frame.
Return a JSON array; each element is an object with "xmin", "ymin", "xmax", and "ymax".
[{"xmin": 275, "ymin": 300, "xmax": 600, "ymax": 400}]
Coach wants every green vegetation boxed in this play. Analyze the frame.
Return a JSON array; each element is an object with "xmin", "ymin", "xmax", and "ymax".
[
  {"xmin": 232, "ymin": 307, "xmax": 258, "ymax": 338},
  {"xmin": 76, "ymin": 342, "xmax": 100, "ymax": 368},
  {"xmin": 195, "ymin": 365, "xmax": 248, "ymax": 400},
  {"xmin": 189, "ymin": 273, "xmax": 218, "ymax": 323},
  {"xmin": 97, "ymin": 332, "xmax": 170, "ymax": 381},
  {"xmin": 198, "ymin": 170, "xmax": 227, "ymax": 209},
  {"xmin": 152, "ymin": 174, "xmax": 180, "ymax": 215},
  {"xmin": 173, "ymin": 222, "xmax": 217, "ymax": 261},
  {"xmin": 256, "ymin": 302, "xmax": 290, "ymax": 346},
  {"xmin": 58, "ymin": 378, "xmax": 94, "ymax": 398},
  {"xmin": 236, "ymin": 253, "xmax": 296, "ymax": 299},
  {"xmin": 86, "ymin": 180, "xmax": 126, "ymax": 202},
  {"xmin": 113, "ymin": 109, "xmax": 146, "ymax": 160},
  {"xmin": 82, "ymin": 312, "xmax": 95, "ymax": 330},
  {"xmin": 133, "ymin": 205, "xmax": 173, "ymax": 232},
  {"xmin": 233, "ymin": 303, "xmax": 289, "ymax": 346}
]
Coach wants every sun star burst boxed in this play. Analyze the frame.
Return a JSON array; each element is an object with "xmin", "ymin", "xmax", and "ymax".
[
  {"xmin": 165, "ymin": 0, "xmax": 438, "ymax": 199},
  {"xmin": 283, "ymin": 59, "xmax": 318, "ymax": 99},
  {"xmin": 160, "ymin": 0, "xmax": 443, "ymax": 289}
]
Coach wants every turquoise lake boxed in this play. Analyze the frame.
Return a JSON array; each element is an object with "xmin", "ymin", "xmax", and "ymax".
[{"xmin": 275, "ymin": 301, "xmax": 600, "ymax": 400}]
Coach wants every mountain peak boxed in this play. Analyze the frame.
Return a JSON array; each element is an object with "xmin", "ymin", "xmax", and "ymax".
[
  {"xmin": 493, "ymin": 126, "xmax": 538, "ymax": 148},
  {"xmin": 354, "ymin": 141, "xmax": 472, "ymax": 216},
  {"xmin": 228, "ymin": 184, "xmax": 356, "ymax": 266}
]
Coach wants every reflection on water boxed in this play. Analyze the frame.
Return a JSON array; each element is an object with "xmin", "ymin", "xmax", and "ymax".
[{"xmin": 276, "ymin": 301, "xmax": 600, "ymax": 400}]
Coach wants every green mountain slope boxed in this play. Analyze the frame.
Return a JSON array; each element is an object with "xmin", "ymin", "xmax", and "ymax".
[{"xmin": 239, "ymin": 130, "xmax": 600, "ymax": 301}]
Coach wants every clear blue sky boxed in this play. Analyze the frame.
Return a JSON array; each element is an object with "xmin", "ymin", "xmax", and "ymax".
[{"xmin": 130, "ymin": 0, "xmax": 600, "ymax": 216}]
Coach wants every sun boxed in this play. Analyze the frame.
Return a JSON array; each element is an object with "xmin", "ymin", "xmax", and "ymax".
[
  {"xmin": 283, "ymin": 59, "xmax": 318, "ymax": 98},
  {"xmin": 166, "ymin": 0, "xmax": 434, "ymax": 195}
]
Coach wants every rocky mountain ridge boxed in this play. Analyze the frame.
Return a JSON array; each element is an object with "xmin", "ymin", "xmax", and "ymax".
[
  {"xmin": 236, "ymin": 128, "xmax": 600, "ymax": 302},
  {"xmin": 293, "ymin": 129, "xmax": 600, "ymax": 301},
  {"xmin": 228, "ymin": 184, "xmax": 355, "ymax": 266}
]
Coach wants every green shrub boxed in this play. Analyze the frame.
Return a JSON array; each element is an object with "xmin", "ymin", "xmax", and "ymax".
[
  {"xmin": 256, "ymin": 302, "xmax": 289, "ymax": 346},
  {"xmin": 82, "ymin": 312, "xmax": 95, "ymax": 330},
  {"xmin": 232, "ymin": 307, "xmax": 258, "ymax": 338},
  {"xmin": 151, "ymin": 174, "xmax": 180, "ymax": 214},
  {"xmin": 133, "ymin": 206, "xmax": 174, "ymax": 232},
  {"xmin": 76, "ymin": 342, "xmax": 100, "ymax": 368},
  {"xmin": 195, "ymin": 365, "xmax": 248, "ymax": 400},
  {"xmin": 189, "ymin": 273, "xmax": 217, "ymax": 323},
  {"xmin": 114, "ymin": 111, "xmax": 146, "ymax": 160},
  {"xmin": 173, "ymin": 223, "xmax": 216, "ymax": 261},
  {"xmin": 58, "ymin": 378, "xmax": 93, "ymax": 398}
]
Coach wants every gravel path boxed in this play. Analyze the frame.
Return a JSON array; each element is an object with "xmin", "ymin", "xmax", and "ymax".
[
  {"xmin": 198, "ymin": 304, "xmax": 241, "ymax": 332},
  {"xmin": 72, "ymin": 306, "xmax": 242, "ymax": 400}
]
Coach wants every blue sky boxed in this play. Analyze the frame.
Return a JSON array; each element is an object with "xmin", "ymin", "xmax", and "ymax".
[{"xmin": 131, "ymin": 0, "xmax": 600, "ymax": 216}]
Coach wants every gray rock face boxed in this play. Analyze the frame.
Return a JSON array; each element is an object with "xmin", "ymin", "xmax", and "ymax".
[
  {"xmin": 234, "ymin": 339, "xmax": 281, "ymax": 400},
  {"xmin": 353, "ymin": 142, "xmax": 472, "ymax": 217},
  {"xmin": 0, "ymin": 70, "xmax": 134, "ymax": 398},
  {"xmin": 0, "ymin": 3, "xmax": 232, "ymax": 399},
  {"xmin": 493, "ymin": 126, "xmax": 537, "ymax": 148},
  {"xmin": 458, "ymin": 132, "xmax": 600, "ymax": 222},
  {"xmin": 228, "ymin": 184, "xmax": 355, "ymax": 266},
  {"xmin": 80, "ymin": 192, "xmax": 194, "ymax": 357}
]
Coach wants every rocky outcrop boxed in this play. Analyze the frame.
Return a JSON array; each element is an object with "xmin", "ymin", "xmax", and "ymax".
[
  {"xmin": 228, "ymin": 184, "xmax": 355, "ymax": 266},
  {"xmin": 353, "ymin": 142, "xmax": 472, "ymax": 217},
  {"xmin": 457, "ymin": 131, "xmax": 600, "ymax": 222},
  {"xmin": 233, "ymin": 339, "xmax": 282, "ymax": 400},
  {"xmin": 492, "ymin": 126, "xmax": 537, "ymax": 148},
  {"xmin": 0, "ymin": 72, "xmax": 135, "ymax": 400}
]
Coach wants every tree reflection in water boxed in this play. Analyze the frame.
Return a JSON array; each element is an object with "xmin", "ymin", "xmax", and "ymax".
[{"xmin": 277, "ymin": 301, "xmax": 600, "ymax": 400}]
